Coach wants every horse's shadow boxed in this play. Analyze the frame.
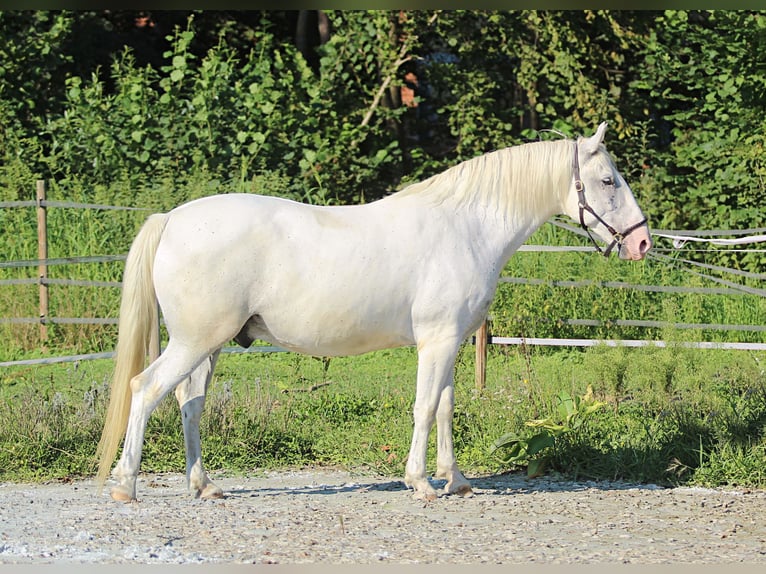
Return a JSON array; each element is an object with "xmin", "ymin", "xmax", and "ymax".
[
  {"xmin": 226, "ymin": 478, "xmax": 408, "ymax": 498},
  {"xmin": 223, "ymin": 472, "xmax": 661, "ymax": 499}
]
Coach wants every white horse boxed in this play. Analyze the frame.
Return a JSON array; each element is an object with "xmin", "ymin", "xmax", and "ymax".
[{"xmin": 96, "ymin": 122, "xmax": 651, "ymax": 502}]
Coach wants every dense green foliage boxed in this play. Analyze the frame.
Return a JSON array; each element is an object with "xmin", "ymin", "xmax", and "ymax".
[
  {"xmin": 1, "ymin": 10, "xmax": 764, "ymax": 233},
  {"xmin": 631, "ymin": 11, "xmax": 766, "ymax": 271}
]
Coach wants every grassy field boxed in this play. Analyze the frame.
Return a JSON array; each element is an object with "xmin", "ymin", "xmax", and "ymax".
[
  {"xmin": 1, "ymin": 341, "xmax": 764, "ymax": 488},
  {"xmin": 2, "ymin": 194, "xmax": 765, "ymax": 488}
]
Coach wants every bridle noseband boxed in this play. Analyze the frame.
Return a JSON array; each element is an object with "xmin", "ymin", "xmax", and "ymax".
[{"xmin": 572, "ymin": 141, "xmax": 647, "ymax": 257}]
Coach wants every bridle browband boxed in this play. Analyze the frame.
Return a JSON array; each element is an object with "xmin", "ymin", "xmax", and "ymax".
[{"xmin": 572, "ymin": 141, "xmax": 647, "ymax": 257}]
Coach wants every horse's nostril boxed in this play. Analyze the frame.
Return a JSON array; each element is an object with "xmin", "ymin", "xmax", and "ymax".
[{"xmin": 639, "ymin": 238, "xmax": 652, "ymax": 255}]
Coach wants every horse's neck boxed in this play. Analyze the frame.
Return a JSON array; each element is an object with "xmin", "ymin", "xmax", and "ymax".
[
  {"xmin": 431, "ymin": 142, "xmax": 570, "ymax": 260},
  {"xmin": 398, "ymin": 141, "xmax": 568, "ymax": 215},
  {"xmin": 384, "ymin": 140, "xmax": 570, "ymax": 268}
]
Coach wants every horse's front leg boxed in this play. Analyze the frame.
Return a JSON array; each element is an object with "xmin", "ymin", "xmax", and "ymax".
[
  {"xmin": 405, "ymin": 338, "xmax": 463, "ymax": 501},
  {"xmin": 434, "ymin": 382, "xmax": 473, "ymax": 497},
  {"xmin": 175, "ymin": 351, "xmax": 223, "ymax": 499}
]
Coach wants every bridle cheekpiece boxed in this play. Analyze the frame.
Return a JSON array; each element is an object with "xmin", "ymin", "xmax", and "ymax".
[{"xmin": 572, "ymin": 141, "xmax": 647, "ymax": 257}]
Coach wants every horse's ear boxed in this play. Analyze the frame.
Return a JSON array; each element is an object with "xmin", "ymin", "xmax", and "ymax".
[{"xmin": 584, "ymin": 121, "xmax": 608, "ymax": 155}]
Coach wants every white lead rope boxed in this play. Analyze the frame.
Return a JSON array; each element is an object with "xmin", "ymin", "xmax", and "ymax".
[
  {"xmin": 551, "ymin": 218, "xmax": 766, "ymax": 249},
  {"xmin": 652, "ymin": 232, "xmax": 766, "ymax": 249}
]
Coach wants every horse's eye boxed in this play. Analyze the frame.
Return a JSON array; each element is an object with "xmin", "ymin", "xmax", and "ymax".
[{"xmin": 602, "ymin": 177, "xmax": 614, "ymax": 187}]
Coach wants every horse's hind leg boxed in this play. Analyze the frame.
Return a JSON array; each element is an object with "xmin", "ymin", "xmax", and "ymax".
[
  {"xmin": 110, "ymin": 342, "xmax": 211, "ymax": 502},
  {"xmin": 175, "ymin": 349, "xmax": 223, "ymax": 499}
]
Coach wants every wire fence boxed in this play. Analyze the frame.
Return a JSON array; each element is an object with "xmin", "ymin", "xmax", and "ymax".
[{"xmin": 3, "ymin": 183, "xmax": 766, "ymax": 372}]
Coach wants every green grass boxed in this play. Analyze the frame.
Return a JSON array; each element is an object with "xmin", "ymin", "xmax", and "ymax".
[
  {"xmin": 1, "ymin": 343, "xmax": 764, "ymax": 489},
  {"xmin": 2, "ymin": 180, "xmax": 765, "ymax": 488}
]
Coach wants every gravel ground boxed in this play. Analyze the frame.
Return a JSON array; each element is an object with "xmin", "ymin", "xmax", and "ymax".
[{"xmin": 1, "ymin": 468, "xmax": 765, "ymax": 564}]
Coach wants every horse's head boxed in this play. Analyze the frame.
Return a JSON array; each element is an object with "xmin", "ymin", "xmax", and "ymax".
[{"xmin": 564, "ymin": 122, "xmax": 652, "ymax": 260}]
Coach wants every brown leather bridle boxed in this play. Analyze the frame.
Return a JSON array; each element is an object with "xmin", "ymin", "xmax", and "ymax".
[{"xmin": 573, "ymin": 141, "xmax": 647, "ymax": 257}]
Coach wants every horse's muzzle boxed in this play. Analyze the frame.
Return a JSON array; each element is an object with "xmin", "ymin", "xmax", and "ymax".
[{"xmin": 619, "ymin": 227, "xmax": 652, "ymax": 260}]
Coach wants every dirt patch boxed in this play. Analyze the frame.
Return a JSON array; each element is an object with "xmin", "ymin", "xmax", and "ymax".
[{"xmin": 1, "ymin": 469, "xmax": 765, "ymax": 564}]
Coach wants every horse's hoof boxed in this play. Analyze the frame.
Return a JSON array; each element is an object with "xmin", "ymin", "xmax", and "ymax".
[
  {"xmin": 453, "ymin": 484, "xmax": 474, "ymax": 497},
  {"xmin": 406, "ymin": 476, "xmax": 438, "ymax": 502},
  {"xmin": 199, "ymin": 483, "xmax": 224, "ymax": 500},
  {"xmin": 412, "ymin": 487, "xmax": 439, "ymax": 502},
  {"xmin": 444, "ymin": 479, "xmax": 474, "ymax": 497},
  {"xmin": 110, "ymin": 485, "xmax": 136, "ymax": 503}
]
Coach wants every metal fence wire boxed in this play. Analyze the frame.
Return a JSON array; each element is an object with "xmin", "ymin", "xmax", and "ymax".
[{"xmin": 3, "ymin": 183, "xmax": 766, "ymax": 375}]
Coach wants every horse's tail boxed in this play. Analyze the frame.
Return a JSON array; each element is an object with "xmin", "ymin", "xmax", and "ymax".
[{"xmin": 95, "ymin": 212, "xmax": 169, "ymax": 490}]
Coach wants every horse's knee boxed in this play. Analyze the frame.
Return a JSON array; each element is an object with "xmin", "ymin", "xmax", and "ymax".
[
  {"xmin": 129, "ymin": 372, "xmax": 166, "ymax": 412},
  {"xmin": 412, "ymin": 406, "xmax": 436, "ymax": 428},
  {"xmin": 436, "ymin": 385, "xmax": 455, "ymax": 414},
  {"xmin": 129, "ymin": 372, "xmax": 145, "ymax": 394}
]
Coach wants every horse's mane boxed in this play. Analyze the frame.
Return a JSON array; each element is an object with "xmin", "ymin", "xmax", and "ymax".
[{"xmin": 390, "ymin": 139, "xmax": 573, "ymax": 221}]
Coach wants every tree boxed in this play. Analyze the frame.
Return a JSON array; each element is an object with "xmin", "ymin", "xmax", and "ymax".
[{"xmin": 628, "ymin": 10, "xmax": 766, "ymax": 269}]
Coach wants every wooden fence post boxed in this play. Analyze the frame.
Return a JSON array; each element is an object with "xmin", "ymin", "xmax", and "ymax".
[
  {"xmin": 36, "ymin": 180, "xmax": 48, "ymax": 347},
  {"xmin": 475, "ymin": 318, "xmax": 488, "ymax": 391}
]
